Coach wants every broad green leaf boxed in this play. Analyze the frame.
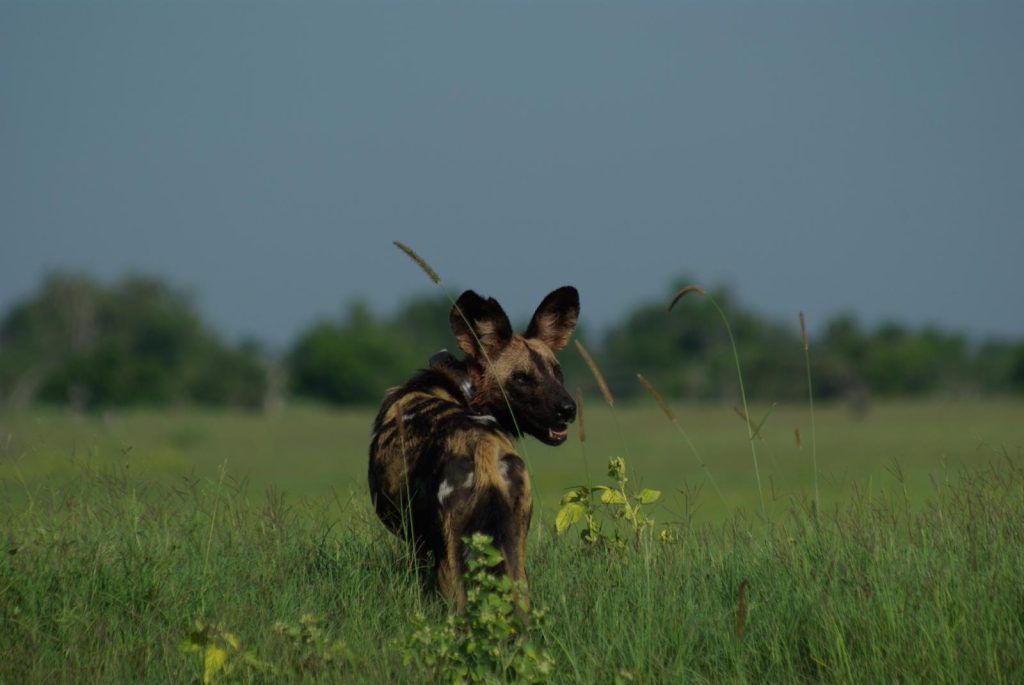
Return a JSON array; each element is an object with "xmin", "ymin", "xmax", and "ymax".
[
  {"xmin": 560, "ymin": 486, "xmax": 589, "ymax": 505},
  {"xmin": 203, "ymin": 646, "xmax": 228, "ymax": 684},
  {"xmin": 600, "ymin": 489, "xmax": 627, "ymax": 505},
  {"xmin": 555, "ymin": 502, "xmax": 585, "ymax": 533},
  {"xmin": 180, "ymin": 640, "xmax": 201, "ymax": 653},
  {"xmin": 636, "ymin": 488, "xmax": 661, "ymax": 504}
]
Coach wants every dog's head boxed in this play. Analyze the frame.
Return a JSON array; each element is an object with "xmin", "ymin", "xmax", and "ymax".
[{"xmin": 451, "ymin": 286, "xmax": 579, "ymax": 446}]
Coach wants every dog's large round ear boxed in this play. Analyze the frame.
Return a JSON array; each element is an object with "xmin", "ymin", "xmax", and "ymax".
[
  {"xmin": 525, "ymin": 286, "xmax": 579, "ymax": 353},
  {"xmin": 450, "ymin": 290, "xmax": 513, "ymax": 359}
]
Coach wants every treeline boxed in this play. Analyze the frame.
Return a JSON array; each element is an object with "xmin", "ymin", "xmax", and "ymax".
[
  {"xmin": 1, "ymin": 272, "xmax": 1022, "ymax": 411},
  {"xmin": 0, "ymin": 274, "xmax": 266, "ymax": 410}
]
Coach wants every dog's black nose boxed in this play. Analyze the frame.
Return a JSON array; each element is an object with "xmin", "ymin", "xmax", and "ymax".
[{"xmin": 557, "ymin": 398, "xmax": 577, "ymax": 423}]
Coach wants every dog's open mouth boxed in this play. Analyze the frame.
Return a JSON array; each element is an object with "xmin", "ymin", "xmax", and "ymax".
[{"xmin": 547, "ymin": 425, "xmax": 569, "ymax": 444}]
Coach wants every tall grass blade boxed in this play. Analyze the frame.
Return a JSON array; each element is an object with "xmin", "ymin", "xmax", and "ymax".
[
  {"xmin": 735, "ymin": 578, "xmax": 749, "ymax": 638},
  {"xmin": 575, "ymin": 339, "xmax": 634, "ymax": 463},
  {"xmin": 670, "ymin": 287, "xmax": 766, "ymax": 517},
  {"xmin": 575, "ymin": 340, "xmax": 614, "ymax": 408},
  {"xmin": 750, "ymin": 403, "xmax": 777, "ymax": 442},
  {"xmin": 800, "ymin": 311, "xmax": 820, "ymax": 515},
  {"xmin": 576, "ymin": 387, "xmax": 586, "ymax": 444},
  {"xmin": 636, "ymin": 373, "xmax": 674, "ymax": 421},
  {"xmin": 575, "ymin": 386, "xmax": 593, "ymax": 500},
  {"xmin": 637, "ymin": 373, "xmax": 726, "ymax": 506}
]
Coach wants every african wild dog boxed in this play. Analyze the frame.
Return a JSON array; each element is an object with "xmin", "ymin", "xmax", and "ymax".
[{"xmin": 368, "ymin": 286, "xmax": 579, "ymax": 609}]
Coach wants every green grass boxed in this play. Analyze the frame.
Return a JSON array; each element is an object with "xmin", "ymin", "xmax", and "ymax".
[
  {"xmin": 2, "ymin": 400, "xmax": 1023, "ymax": 682},
  {"xmin": 2, "ymin": 400, "xmax": 1021, "ymax": 521}
]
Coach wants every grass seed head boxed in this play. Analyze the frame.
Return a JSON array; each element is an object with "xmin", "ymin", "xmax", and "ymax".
[
  {"xmin": 575, "ymin": 339, "xmax": 614, "ymax": 408},
  {"xmin": 637, "ymin": 373, "xmax": 675, "ymax": 422},
  {"xmin": 799, "ymin": 311, "xmax": 809, "ymax": 351},
  {"xmin": 392, "ymin": 240, "xmax": 441, "ymax": 284},
  {"xmin": 668, "ymin": 285, "xmax": 706, "ymax": 312},
  {"xmin": 732, "ymin": 406, "xmax": 754, "ymax": 433}
]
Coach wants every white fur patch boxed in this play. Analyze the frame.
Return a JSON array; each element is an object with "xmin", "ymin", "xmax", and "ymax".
[
  {"xmin": 402, "ymin": 411, "xmax": 416, "ymax": 422},
  {"xmin": 437, "ymin": 479, "xmax": 454, "ymax": 505},
  {"xmin": 471, "ymin": 414, "xmax": 497, "ymax": 425},
  {"xmin": 463, "ymin": 472, "xmax": 474, "ymax": 488},
  {"xmin": 498, "ymin": 459, "xmax": 510, "ymax": 483}
]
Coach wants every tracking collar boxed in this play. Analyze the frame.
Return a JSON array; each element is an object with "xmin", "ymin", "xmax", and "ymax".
[{"xmin": 429, "ymin": 349, "xmax": 475, "ymax": 405}]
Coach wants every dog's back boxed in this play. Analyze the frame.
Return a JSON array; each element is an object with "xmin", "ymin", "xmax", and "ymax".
[{"xmin": 368, "ymin": 362, "xmax": 528, "ymax": 548}]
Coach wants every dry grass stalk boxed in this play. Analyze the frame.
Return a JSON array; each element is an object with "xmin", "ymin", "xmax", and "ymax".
[
  {"xmin": 794, "ymin": 427, "xmax": 802, "ymax": 449},
  {"xmin": 575, "ymin": 339, "xmax": 614, "ymax": 408},
  {"xmin": 635, "ymin": 372, "xmax": 728, "ymax": 507},
  {"xmin": 735, "ymin": 578, "xmax": 749, "ymax": 638},
  {"xmin": 732, "ymin": 405, "xmax": 755, "ymax": 433},
  {"xmin": 576, "ymin": 388, "xmax": 586, "ymax": 443},
  {"xmin": 392, "ymin": 240, "xmax": 441, "ymax": 284},
  {"xmin": 667, "ymin": 284, "xmax": 706, "ymax": 312},
  {"xmin": 637, "ymin": 373, "xmax": 675, "ymax": 422},
  {"xmin": 799, "ymin": 308, "xmax": 820, "ymax": 513}
]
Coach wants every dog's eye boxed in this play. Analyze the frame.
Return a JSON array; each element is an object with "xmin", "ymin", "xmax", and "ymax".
[{"xmin": 512, "ymin": 372, "xmax": 533, "ymax": 385}]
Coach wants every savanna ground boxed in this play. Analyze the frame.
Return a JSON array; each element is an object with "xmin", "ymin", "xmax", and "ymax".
[{"xmin": 2, "ymin": 399, "xmax": 1023, "ymax": 683}]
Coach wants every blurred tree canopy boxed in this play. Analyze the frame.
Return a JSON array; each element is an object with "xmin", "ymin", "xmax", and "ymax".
[
  {"xmin": 287, "ymin": 293, "xmax": 599, "ymax": 406},
  {"xmin": 289, "ymin": 302, "xmax": 418, "ymax": 405},
  {"xmin": 592, "ymin": 278, "xmax": 1010, "ymax": 405},
  {"xmin": 600, "ymin": 280, "xmax": 805, "ymax": 402},
  {"xmin": 1, "ymin": 271, "xmax": 1021, "ymax": 410},
  {"xmin": 0, "ymin": 273, "xmax": 265, "ymax": 410}
]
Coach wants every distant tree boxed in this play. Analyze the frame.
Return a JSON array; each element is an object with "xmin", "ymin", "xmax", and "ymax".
[
  {"xmin": 814, "ymin": 315, "xmax": 869, "ymax": 401},
  {"xmin": 0, "ymin": 273, "xmax": 265, "ymax": 409},
  {"xmin": 860, "ymin": 323, "xmax": 968, "ymax": 397},
  {"xmin": 1009, "ymin": 343, "xmax": 1024, "ymax": 395},
  {"xmin": 192, "ymin": 340, "xmax": 267, "ymax": 407},
  {"xmin": 6, "ymin": 271, "xmax": 1019, "ymax": 409},
  {"xmin": 289, "ymin": 302, "xmax": 416, "ymax": 405},
  {"xmin": 601, "ymin": 280, "xmax": 806, "ymax": 402},
  {"xmin": 0, "ymin": 273, "xmax": 101, "ymax": 407},
  {"xmin": 393, "ymin": 293, "xmax": 456, "ymax": 360}
]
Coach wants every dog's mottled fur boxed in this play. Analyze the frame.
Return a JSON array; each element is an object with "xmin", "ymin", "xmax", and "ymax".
[{"xmin": 368, "ymin": 287, "xmax": 579, "ymax": 609}]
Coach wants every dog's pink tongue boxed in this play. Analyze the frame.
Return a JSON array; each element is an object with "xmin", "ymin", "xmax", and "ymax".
[{"xmin": 549, "ymin": 428, "xmax": 567, "ymax": 440}]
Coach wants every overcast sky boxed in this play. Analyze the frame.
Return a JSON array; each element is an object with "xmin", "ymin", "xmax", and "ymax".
[{"xmin": 2, "ymin": 1, "xmax": 1022, "ymax": 347}]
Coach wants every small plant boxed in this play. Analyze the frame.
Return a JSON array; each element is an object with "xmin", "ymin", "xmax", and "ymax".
[
  {"xmin": 182, "ymin": 615, "xmax": 353, "ymax": 683},
  {"xmin": 555, "ymin": 456, "xmax": 663, "ymax": 547},
  {"xmin": 398, "ymin": 533, "xmax": 554, "ymax": 684},
  {"xmin": 274, "ymin": 613, "xmax": 353, "ymax": 678},
  {"xmin": 180, "ymin": 619, "xmax": 275, "ymax": 684}
]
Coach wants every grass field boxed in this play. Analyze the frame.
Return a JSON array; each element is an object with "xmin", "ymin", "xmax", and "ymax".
[
  {"xmin": 2, "ymin": 399, "xmax": 1023, "ymax": 682},
  {"xmin": 2, "ymin": 399, "xmax": 1021, "ymax": 520}
]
